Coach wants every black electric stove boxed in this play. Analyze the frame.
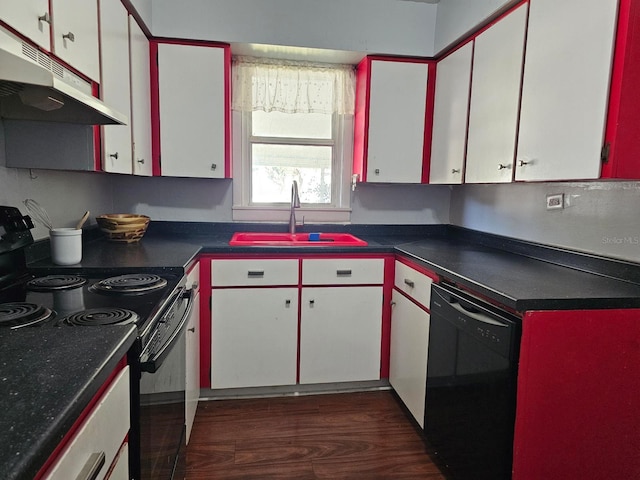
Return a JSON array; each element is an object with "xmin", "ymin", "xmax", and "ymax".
[
  {"xmin": 0, "ymin": 271, "xmax": 182, "ymax": 349},
  {"xmin": 0, "ymin": 205, "xmax": 193, "ymax": 480}
]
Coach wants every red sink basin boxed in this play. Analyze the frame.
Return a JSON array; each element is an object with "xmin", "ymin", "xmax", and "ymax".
[{"xmin": 229, "ymin": 232, "xmax": 368, "ymax": 246}]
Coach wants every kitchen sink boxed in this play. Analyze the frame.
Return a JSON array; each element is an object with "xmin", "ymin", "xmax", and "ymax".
[{"xmin": 229, "ymin": 232, "xmax": 368, "ymax": 246}]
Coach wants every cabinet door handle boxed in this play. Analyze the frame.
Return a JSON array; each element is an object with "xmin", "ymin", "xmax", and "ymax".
[
  {"xmin": 374, "ymin": 168, "xmax": 380, "ymax": 175},
  {"xmin": 285, "ymin": 299, "xmax": 291, "ymax": 307},
  {"xmin": 109, "ymin": 152, "xmax": 119, "ymax": 160},
  {"xmin": 76, "ymin": 451, "xmax": 105, "ymax": 480},
  {"xmin": 137, "ymin": 158, "xmax": 145, "ymax": 164},
  {"xmin": 62, "ymin": 31, "xmax": 75, "ymax": 42},
  {"xmin": 336, "ymin": 269, "xmax": 352, "ymax": 277},
  {"xmin": 247, "ymin": 270, "xmax": 264, "ymax": 278},
  {"xmin": 38, "ymin": 12, "xmax": 51, "ymax": 24},
  {"xmin": 451, "ymin": 168, "xmax": 461, "ymax": 174},
  {"xmin": 309, "ymin": 299, "xmax": 315, "ymax": 307},
  {"xmin": 211, "ymin": 163, "xmax": 217, "ymax": 170},
  {"xmin": 498, "ymin": 163, "xmax": 511, "ymax": 170},
  {"xmin": 518, "ymin": 159, "xmax": 529, "ymax": 167},
  {"xmin": 403, "ymin": 278, "xmax": 415, "ymax": 288},
  {"xmin": 188, "ymin": 327, "xmax": 195, "ymax": 333}
]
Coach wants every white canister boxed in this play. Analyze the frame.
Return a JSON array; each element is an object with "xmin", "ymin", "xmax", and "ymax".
[{"xmin": 50, "ymin": 228, "xmax": 82, "ymax": 265}]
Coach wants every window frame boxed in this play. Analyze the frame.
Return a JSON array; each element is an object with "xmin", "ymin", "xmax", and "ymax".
[{"xmin": 232, "ymin": 109, "xmax": 353, "ymax": 223}]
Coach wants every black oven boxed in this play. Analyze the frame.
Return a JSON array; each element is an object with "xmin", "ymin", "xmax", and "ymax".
[
  {"xmin": 425, "ymin": 283, "xmax": 521, "ymax": 480},
  {"xmin": 136, "ymin": 281, "xmax": 194, "ymax": 480},
  {"xmin": 0, "ymin": 206, "xmax": 195, "ymax": 480}
]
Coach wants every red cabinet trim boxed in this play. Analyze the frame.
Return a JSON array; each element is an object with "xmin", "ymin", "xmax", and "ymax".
[{"xmin": 150, "ymin": 39, "xmax": 231, "ymax": 178}]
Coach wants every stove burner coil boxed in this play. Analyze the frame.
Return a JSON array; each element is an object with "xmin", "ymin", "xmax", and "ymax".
[
  {"xmin": 0, "ymin": 302, "xmax": 54, "ymax": 328},
  {"xmin": 90, "ymin": 274, "xmax": 168, "ymax": 295},
  {"xmin": 57, "ymin": 308, "xmax": 139, "ymax": 326},
  {"xmin": 27, "ymin": 275, "xmax": 87, "ymax": 291}
]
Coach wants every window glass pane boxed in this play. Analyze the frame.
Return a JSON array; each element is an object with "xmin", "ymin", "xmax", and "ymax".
[
  {"xmin": 252, "ymin": 111, "xmax": 332, "ymax": 139},
  {"xmin": 251, "ymin": 143, "xmax": 332, "ymax": 204}
]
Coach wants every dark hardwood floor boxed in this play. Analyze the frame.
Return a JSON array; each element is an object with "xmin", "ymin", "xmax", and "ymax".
[{"xmin": 186, "ymin": 390, "xmax": 446, "ymax": 479}]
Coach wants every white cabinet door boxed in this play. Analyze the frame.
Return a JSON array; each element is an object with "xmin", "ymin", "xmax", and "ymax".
[
  {"xmin": 0, "ymin": 0, "xmax": 51, "ymax": 50},
  {"xmin": 429, "ymin": 42, "xmax": 473, "ymax": 184},
  {"xmin": 185, "ymin": 263, "xmax": 200, "ymax": 445},
  {"xmin": 128, "ymin": 17, "xmax": 152, "ymax": 176},
  {"xmin": 51, "ymin": 0, "xmax": 100, "ymax": 81},
  {"xmin": 366, "ymin": 60, "xmax": 429, "ymax": 183},
  {"xmin": 211, "ymin": 288, "xmax": 298, "ymax": 389},
  {"xmin": 299, "ymin": 286, "xmax": 382, "ymax": 384},
  {"xmin": 389, "ymin": 290, "xmax": 430, "ymax": 428},
  {"xmin": 465, "ymin": 4, "xmax": 527, "ymax": 184},
  {"xmin": 43, "ymin": 367, "xmax": 129, "ymax": 480},
  {"xmin": 158, "ymin": 43, "xmax": 227, "ymax": 178},
  {"xmin": 99, "ymin": 0, "xmax": 132, "ymax": 174},
  {"xmin": 515, "ymin": 0, "xmax": 618, "ymax": 181}
]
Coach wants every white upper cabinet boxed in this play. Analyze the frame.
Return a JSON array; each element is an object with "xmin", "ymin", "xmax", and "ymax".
[
  {"xmin": 51, "ymin": 0, "xmax": 100, "ymax": 82},
  {"xmin": 364, "ymin": 59, "xmax": 429, "ymax": 183},
  {"xmin": 157, "ymin": 42, "xmax": 228, "ymax": 178},
  {"xmin": 0, "ymin": 0, "xmax": 51, "ymax": 50},
  {"xmin": 129, "ymin": 17, "xmax": 152, "ymax": 176},
  {"xmin": 99, "ymin": 0, "xmax": 132, "ymax": 174},
  {"xmin": 429, "ymin": 41, "xmax": 473, "ymax": 184},
  {"xmin": 465, "ymin": 4, "xmax": 527, "ymax": 184},
  {"xmin": 515, "ymin": 0, "xmax": 618, "ymax": 181}
]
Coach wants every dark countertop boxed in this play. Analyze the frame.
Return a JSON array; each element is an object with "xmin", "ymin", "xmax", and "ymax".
[
  {"xmin": 27, "ymin": 222, "xmax": 640, "ymax": 312},
  {"xmin": 0, "ymin": 325, "xmax": 137, "ymax": 480},
  {"xmin": 10, "ymin": 221, "xmax": 640, "ymax": 479},
  {"xmin": 395, "ymin": 237, "xmax": 640, "ymax": 311}
]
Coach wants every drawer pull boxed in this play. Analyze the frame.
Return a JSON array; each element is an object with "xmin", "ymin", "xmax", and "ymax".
[
  {"xmin": 336, "ymin": 269, "xmax": 352, "ymax": 277},
  {"xmin": 247, "ymin": 270, "xmax": 265, "ymax": 278},
  {"xmin": 309, "ymin": 299, "xmax": 315, "ymax": 307},
  {"xmin": 285, "ymin": 299, "xmax": 291, "ymax": 307},
  {"xmin": 38, "ymin": 12, "xmax": 51, "ymax": 24},
  {"xmin": 404, "ymin": 279, "xmax": 415, "ymax": 288},
  {"xmin": 76, "ymin": 451, "xmax": 105, "ymax": 480}
]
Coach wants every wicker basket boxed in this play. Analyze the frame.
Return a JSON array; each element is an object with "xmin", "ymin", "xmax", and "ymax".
[{"xmin": 96, "ymin": 214, "xmax": 150, "ymax": 243}]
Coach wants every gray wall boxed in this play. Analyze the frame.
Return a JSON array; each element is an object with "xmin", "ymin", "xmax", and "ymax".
[
  {"xmin": 148, "ymin": 0, "xmax": 438, "ymax": 57},
  {"xmin": 434, "ymin": 0, "xmax": 515, "ymax": 53},
  {"xmin": 0, "ymin": 121, "xmax": 114, "ymax": 241},
  {"xmin": 450, "ymin": 182, "xmax": 640, "ymax": 262},
  {"xmin": 110, "ymin": 176, "xmax": 452, "ymax": 226}
]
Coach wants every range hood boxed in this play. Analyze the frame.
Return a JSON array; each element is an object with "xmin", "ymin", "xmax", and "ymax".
[{"xmin": 0, "ymin": 26, "xmax": 127, "ymax": 125}]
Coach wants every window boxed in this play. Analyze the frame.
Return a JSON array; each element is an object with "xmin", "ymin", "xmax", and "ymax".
[{"xmin": 232, "ymin": 57, "xmax": 355, "ymax": 223}]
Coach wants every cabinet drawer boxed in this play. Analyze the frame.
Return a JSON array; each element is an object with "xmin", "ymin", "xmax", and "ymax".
[
  {"xmin": 211, "ymin": 259, "xmax": 298, "ymax": 286},
  {"xmin": 43, "ymin": 367, "xmax": 130, "ymax": 480},
  {"xmin": 394, "ymin": 261, "xmax": 433, "ymax": 308},
  {"xmin": 302, "ymin": 258, "xmax": 384, "ymax": 285}
]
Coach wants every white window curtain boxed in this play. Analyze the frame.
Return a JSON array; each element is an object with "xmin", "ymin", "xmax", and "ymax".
[{"xmin": 232, "ymin": 56, "xmax": 356, "ymax": 115}]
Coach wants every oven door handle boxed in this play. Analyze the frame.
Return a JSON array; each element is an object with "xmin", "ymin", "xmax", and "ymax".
[{"xmin": 140, "ymin": 287, "xmax": 195, "ymax": 373}]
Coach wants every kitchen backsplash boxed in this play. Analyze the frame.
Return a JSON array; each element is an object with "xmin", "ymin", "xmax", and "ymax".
[{"xmin": 451, "ymin": 181, "xmax": 640, "ymax": 263}]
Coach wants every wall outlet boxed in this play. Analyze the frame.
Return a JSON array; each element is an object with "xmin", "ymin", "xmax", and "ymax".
[{"xmin": 546, "ymin": 193, "xmax": 564, "ymax": 210}]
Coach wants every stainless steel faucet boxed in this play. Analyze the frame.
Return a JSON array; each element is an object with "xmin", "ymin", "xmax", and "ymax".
[{"xmin": 289, "ymin": 180, "xmax": 301, "ymax": 234}]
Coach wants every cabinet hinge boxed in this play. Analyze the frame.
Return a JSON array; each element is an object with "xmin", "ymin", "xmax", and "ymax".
[{"xmin": 601, "ymin": 142, "xmax": 611, "ymax": 164}]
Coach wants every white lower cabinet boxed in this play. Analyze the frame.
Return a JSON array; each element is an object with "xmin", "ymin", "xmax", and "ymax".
[
  {"xmin": 185, "ymin": 263, "xmax": 200, "ymax": 444},
  {"xmin": 299, "ymin": 286, "xmax": 383, "ymax": 384},
  {"xmin": 208, "ymin": 256, "xmax": 386, "ymax": 390},
  {"xmin": 211, "ymin": 287, "xmax": 298, "ymax": 389},
  {"xmin": 43, "ymin": 367, "xmax": 130, "ymax": 480},
  {"xmin": 389, "ymin": 289, "xmax": 430, "ymax": 428}
]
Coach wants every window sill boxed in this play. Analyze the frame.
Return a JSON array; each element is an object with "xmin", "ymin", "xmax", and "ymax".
[{"xmin": 232, "ymin": 206, "xmax": 352, "ymax": 224}]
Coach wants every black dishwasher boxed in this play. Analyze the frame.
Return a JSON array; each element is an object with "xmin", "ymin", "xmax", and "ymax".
[{"xmin": 425, "ymin": 283, "xmax": 521, "ymax": 480}]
